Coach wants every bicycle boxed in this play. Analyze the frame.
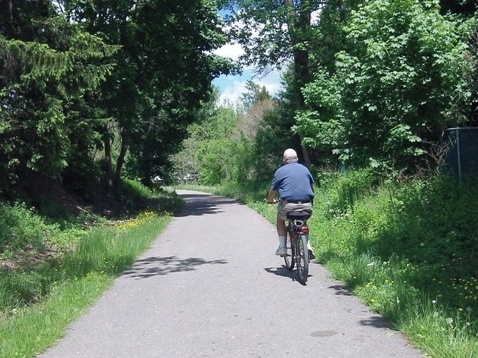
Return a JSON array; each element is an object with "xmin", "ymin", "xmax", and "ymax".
[{"xmin": 283, "ymin": 210, "xmax": 311, "ymax": 284}]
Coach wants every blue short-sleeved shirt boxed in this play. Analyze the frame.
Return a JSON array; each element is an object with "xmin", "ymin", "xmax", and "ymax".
[{"xmin": 271, "ymin": 162, "xmax": 314, "ymax": 201}]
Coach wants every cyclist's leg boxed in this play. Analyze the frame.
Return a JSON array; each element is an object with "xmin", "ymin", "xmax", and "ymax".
[
  {"xmin": 284, "ymin": 226, "xmax": 295, "ymax": 270},
  {"xmin": 275, "ymin": 202, "xmax": 288, "ymax": 256}
]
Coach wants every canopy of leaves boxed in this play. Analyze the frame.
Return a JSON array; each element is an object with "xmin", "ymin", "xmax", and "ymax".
[
  {"xmin": 296, "ymin": 0, "xmax": 474, "ymax": 173},
  {"xmin": 0, "ymin": 0, "xmax": 235, "ymax": 203},
  {"xmin": 63, "ymin": 0, "xmax": 236, "ymax": 187},
  {"xmin": 220, "ymin": 0, "xmax": 325, "ymax": 70},
  {"xmin": 0, "ymin": 11, "xmax": 117, "ymax": 196}
]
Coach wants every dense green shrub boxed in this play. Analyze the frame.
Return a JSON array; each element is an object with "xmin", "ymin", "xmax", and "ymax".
[
  {"xmin": 315, "ymin": 168, "xmax": 379, "ymax": 218},
  {"xmin": 0, "ymin": 203, "xmax": 58, "ymax": 254},
  {"xmin": 312, "ymin": 170, "xmax": 478, "ymax": 321},
  {"xmin": 377, "ymin": 175, "xmax": 478, "ymax": 268}
]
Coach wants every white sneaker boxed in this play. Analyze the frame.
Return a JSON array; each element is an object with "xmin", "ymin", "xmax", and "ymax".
[{"xmin": 275, "ymin": 246, "xmax": 287, "ymax": 256}]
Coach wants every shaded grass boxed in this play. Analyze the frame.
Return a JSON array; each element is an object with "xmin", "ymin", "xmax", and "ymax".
[
  {"xmin": 0, "ymin": 181, "xmax": 182, "ymax": 357},
  {"xmin": 0, "ymin": 213, "xmax": 172, "ymax": 357}
]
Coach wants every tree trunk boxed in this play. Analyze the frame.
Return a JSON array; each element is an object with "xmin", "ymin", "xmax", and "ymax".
[
  {"xmin": 114, "ymin": 126, "xmax": 129, "ymax": 190},
  {"xmin": 103, "ymin": 130, "xmax": 114, "ymax": 191},
  {"xmin": 285, "ymin": 0, "xmax": 313, "ymax": 167}
]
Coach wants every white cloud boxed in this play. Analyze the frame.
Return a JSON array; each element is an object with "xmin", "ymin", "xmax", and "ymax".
[
  {"xmin": 217, "ymin": 77, "xmax": 248, "ymax": 106},
  {"xmin": 215, "ymin": 70, "xmax": 283, "ymax": 106},
  {"xmin": 213, "ymin": 42, "xmax": 243, "ymax": 62},
  {"xmin": 212, "ymin": 36, "xmax": 283, "ymax": 104}
]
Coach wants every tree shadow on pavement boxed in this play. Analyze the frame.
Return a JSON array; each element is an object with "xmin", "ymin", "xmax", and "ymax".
[
  {"xmin": 175, "ymin": 193, "xmax": 242, "ymax": 217},
  {"xmin": 328, "ymin": 284, "xmax": 353, "ymax": 296},
  {"xmin": 122, "ymin": 256, "xmax": 227, "ymax": 279},
  {"xmin": 359, "ymin": 316, "xmax": 396, "ymax": 330},
  {"xmin": 327, "ymin": 284, "xmax": 399, "ymax": 331}
]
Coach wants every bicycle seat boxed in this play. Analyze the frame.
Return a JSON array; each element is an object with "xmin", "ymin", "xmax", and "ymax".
[{"xmin": 286, "ymin": 211, "xmax": 311, "ymax": 220}]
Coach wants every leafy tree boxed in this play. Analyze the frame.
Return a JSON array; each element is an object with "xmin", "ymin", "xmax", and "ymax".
[
  {"xmin": 188, "ymin": 98, "xmax": 242, "ymax": 186},
  {"xmin": 299, "ymin": 0, "xmax": 474, "ymax": 174},
  {"xmin": 0, "ymin": 0, "xmax": 54, "ymax": 39},
  {"xmin": 0, "ymin": 3, "xmax": 117, "ymax": 198},
  {"xmin": 308, "ymin": 0, "xmax": 363, "ymax": 74},
  {"xmin": 235, "ymin": 73, "xmax": 307, "ymax": 188},
  {"xmin": 239, "ymin": 80, "xmax": 271, "ymax": 112},
  {"xmin": 295, "ymin": 67, "xmax": 344, "ymax": 167},
  {"xmin": 196, "ymin": 137, "xmax": 244, "ymax": 184},
  {"xmin": 62, "ymin": 0, "xmax": 234, "ymax": 189},
  {"xmin": 292, "ymin": 0, "xmax": 361, "ymax": 167},
  {"xmin": 220, "ymin": 0, "xmax": 332, "ymax": 165},
  {"xmin": 177, "ymin": 81, "xmax": 278, "ymax": 188},
  {"xmin": 171, "ymin": 87, "xmax": 237, "ymax": 182}
]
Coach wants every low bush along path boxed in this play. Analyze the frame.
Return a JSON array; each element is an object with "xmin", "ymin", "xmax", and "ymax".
[{"xmin": 39, "ymin": 190, "xmax": 424, "ymax": 357}]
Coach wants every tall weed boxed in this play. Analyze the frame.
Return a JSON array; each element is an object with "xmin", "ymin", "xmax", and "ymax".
[{"xmin": 317, "ymin": 169, "xmax": 379, "ymax": 217}]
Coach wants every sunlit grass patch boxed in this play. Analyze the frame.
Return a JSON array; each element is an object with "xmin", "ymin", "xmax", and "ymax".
[
  {"xmin": 400, "ymin": 298, "xmax": 478, "ymax": 358},
  {"xmin": 0, "ymin": 272, "xmax": 113, "ymax": 357}
]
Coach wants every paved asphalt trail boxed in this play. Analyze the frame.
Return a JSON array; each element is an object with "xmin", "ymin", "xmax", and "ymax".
[{"xmin": 39, "ymin": 190, "xmax": 425, "ymax": 358}]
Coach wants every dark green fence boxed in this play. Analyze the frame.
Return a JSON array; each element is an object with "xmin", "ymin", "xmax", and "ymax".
[{"xmin": 444, "ymin": 127, "xmax": 478, "ymax": 179}]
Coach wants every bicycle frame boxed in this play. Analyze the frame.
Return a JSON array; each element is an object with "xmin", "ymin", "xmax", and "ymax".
[{"xmin": 284, "ymin": 214, "xmax": 310, "ymax": 284}]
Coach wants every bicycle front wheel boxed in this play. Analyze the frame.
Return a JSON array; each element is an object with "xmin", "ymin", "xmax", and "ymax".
[
  {"xmin": 296, "ymin": 234, "xmax": 309, "ymax": 284},
  {"xmin": 284, "ymin": 232, "xmax": 295, "ymax": 271}
]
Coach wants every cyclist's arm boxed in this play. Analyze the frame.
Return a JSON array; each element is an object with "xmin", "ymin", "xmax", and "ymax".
[{"xmin": 267, "ymin": 188, "xmax": 278, "ymax": 204}]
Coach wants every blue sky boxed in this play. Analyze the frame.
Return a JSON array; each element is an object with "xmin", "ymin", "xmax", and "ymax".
[
  {"xmin": 211, "ymin": 25, "xmax": 283, "ymax": 105},
  {"xmin": 212, "ymin": 8, "xmax": 323, "ymax": 105},
  {"xmin": 213, "ymin": 69, "xmax": 283, "ymax": 105}
]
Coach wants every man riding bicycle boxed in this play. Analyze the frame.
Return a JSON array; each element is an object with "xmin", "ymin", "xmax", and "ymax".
[{"xmin": 267, "ymin": 148, "xmax": 315, "ymax": 258}]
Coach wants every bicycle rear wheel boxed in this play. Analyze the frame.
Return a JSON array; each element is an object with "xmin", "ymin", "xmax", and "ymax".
[
  {"xmin": 296, "ymin": 234, "xmax": 309, "ymax": 284},
  {"xmin": 284, "ymin": 232, "xmax": 295, "ymax": 270}
]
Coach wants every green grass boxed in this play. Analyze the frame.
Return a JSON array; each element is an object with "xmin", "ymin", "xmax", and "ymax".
[
  {"xmin": 0, "ymin": 213, "xmax": 172, "ymax": 357},
  {"xmin": 3, "ymin": 172, "xmax": 478, "ymax": 357},
  {"xmin": 1, "ymin": 272, "xmax": 113, "ymax": 357},
  {"xmin": 212, "ymin": 171, "xmax": 478, "ymax": 358},
  {"xmin": 0, "ymin": 181, "xmax": 182, "ymax": 358}
]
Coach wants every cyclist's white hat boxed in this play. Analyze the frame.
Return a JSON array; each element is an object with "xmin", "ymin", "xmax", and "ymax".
[{"xmin": 283, "ymin": 148, "xmax": 298, "ymax": 163}]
